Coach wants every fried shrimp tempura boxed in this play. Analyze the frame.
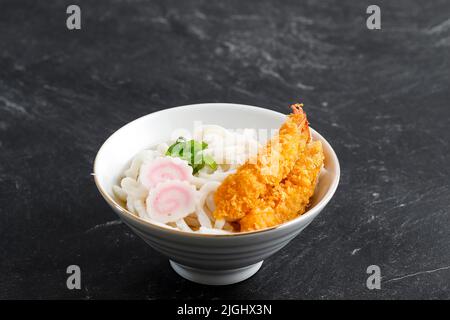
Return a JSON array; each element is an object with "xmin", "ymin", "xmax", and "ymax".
[
  {"xmin": 213, "ymin": 103, "xmax": 324, "ymax": 231},
  {"xmin": 213, "ymin": 104, "xmax": 310, "ymax": 222},
  {"xmin": 239, "ymin": 140, "xmax": 324, "ymax": 231}
]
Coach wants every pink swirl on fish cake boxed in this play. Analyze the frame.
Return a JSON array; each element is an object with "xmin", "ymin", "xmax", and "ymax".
[
  {"xmin": 146, "ymin": 180, "xmax": 197, "ymax": 223},
  {"xmin": 139, "ymin": 157, "xmax": 192, "ymax": 189}
]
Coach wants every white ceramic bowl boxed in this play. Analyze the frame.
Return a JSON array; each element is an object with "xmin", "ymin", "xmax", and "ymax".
[{"xmin": 94, "ymin": 103, "xmax": 340, "ymax": 285}]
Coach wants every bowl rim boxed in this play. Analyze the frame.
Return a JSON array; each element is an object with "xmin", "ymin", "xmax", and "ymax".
[{"xmin": 93, "ymin": 103, "xmax": 340, "ymax": 238}]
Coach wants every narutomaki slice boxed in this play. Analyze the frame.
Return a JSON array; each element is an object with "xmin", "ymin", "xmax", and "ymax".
[
  {"xmin": 139, "ymin": 157, "xmax": 192, "ymax": 189},
  {"xmin": 146, "ymin": 180, "xmax": 197, "ymax": 223}
]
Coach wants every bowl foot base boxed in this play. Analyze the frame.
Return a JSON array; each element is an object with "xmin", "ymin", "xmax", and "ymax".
[{"xmin": 169, "ymin": 260, "xmax": 263, "ymax": 285}]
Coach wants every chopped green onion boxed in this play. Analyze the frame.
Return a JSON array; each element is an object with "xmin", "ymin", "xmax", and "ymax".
[
  {"xmin": 203, "ymin": 155, "xmax": 218, "ymax": 171},
  {"xmin": 165, "ymin": 137, "xmax": 217, "ymax": 174}
]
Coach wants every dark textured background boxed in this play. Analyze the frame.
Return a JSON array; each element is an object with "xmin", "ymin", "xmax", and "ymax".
[{"xmin": 0, "ymin": 0, "xmax": 449, "ymax": 299}]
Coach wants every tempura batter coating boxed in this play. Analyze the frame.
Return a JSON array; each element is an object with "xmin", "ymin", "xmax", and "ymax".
[
  {"xmin": 213, "ymin": 106, "xmax": 310, "ymax": 221},
  {"xmin": 239, "ymin": 140, "xmax": 324, "ymax": 231}
]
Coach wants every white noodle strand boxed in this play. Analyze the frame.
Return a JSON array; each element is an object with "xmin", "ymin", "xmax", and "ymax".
[
  {"xmin": 214, "ymin": 219, "xmax": 226, "ymax": 229},
  {"xmin": 126, "ymin": 196, "xmax": 136, "ymax": 215},
  {"xmin": 112, "ymin": 185, "xmax": 127, "ymax": 202},
  {"xmin": 176, "ymin": 219, "xmax": 193, "ymax": 232},
  {"xmin": 195, "ymin": 181, "xmax": 220, "ymax": 228},
  {"xmin": 134, "ymin": 199, "xmax": 149, "ymax": 219}
]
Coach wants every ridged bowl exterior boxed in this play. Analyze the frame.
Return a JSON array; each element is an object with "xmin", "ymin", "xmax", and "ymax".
[{"xmin": 112, "ymin": 205, "xmax": 317, "ymax": 271}]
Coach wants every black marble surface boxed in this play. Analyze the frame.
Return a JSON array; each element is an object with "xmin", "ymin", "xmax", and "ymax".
[{"xmin": 1, "ymin": 0, "xmax": 449, "ymax": 299}]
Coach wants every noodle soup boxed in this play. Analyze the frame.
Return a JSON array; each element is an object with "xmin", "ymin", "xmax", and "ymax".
[{"xmin": 113, "ymin": 125, "xmax": 260, "ymax": 234}]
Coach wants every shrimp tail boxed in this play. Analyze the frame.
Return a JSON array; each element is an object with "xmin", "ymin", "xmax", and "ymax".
[{"xmin": 290, "ymin": 103, "xmax": 310, "ymax": 141}]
